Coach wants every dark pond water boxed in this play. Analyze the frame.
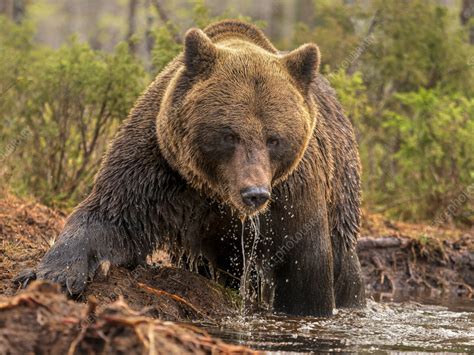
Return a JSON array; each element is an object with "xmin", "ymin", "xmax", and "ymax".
[{"xmin": 196, "ymin": 296, "xmax": 474, "ymax": 353}]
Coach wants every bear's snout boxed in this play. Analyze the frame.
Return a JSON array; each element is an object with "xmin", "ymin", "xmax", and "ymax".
[{"xmin": 240, "ymin": 186, "xmax": 270, "ymax": 208}]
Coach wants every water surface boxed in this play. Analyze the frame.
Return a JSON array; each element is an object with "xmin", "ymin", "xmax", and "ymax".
[{"xmin": 197, "ymin": 297, "xmax": 474, "ymax": 353}]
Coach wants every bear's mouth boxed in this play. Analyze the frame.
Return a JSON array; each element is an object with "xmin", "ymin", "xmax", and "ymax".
[{"xmin": 240, "ymin": 203, "xmax": 270, "ymax": 217}]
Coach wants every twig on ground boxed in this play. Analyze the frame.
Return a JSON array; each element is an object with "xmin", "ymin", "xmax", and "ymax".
[{"xmin": 137, "ymin": 282, "xmax": 216, "ymax": 324}]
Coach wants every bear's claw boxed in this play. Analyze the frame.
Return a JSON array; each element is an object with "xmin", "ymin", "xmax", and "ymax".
[
  {"xmin": 37, "ymin": 261, "xmax": 89, "ymax": 295},
  {"xmin": 13, "ymin": 268, "xmax": 37, "ymax": 289},
  {"xmin": 14, "ymin": 260, "xmax": 90, "ymax": 296}
]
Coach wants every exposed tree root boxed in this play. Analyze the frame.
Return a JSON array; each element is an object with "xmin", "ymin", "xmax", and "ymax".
[{"xmin": 359, "ymin": 235, "xmax": 473, "ymax": 298}]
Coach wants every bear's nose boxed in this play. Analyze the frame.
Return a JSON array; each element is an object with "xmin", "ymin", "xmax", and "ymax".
[{"xmin": 240, "ymin": 186, "xmax": 270, "ymax": 208}]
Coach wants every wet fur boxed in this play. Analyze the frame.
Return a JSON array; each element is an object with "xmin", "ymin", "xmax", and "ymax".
[{"xmin": 16, "ymin": 20, "xmax": 365, "ymax": 316}]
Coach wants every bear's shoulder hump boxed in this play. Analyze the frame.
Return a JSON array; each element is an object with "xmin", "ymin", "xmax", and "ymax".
[{"xmin": 204, "ymin": 20, "xmax": 277, "ymax": 54}]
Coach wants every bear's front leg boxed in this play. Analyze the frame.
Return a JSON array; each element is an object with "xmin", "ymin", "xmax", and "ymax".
[
  {"xmin": 269, "ymin": 205, "xmax": 335, "ymax": 317},
  {"xmin": 15, "ymin": 208, "xmax": 146, "ymax": 295}
]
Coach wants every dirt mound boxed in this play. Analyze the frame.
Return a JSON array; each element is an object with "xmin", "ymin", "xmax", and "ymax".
[
  {"xmin": 85, "ymin": 265, "xmax": 240, "ymax": 322},
  {"xmin": 0, "ymin": 281, "xmax": 255, "ymax": 354}
]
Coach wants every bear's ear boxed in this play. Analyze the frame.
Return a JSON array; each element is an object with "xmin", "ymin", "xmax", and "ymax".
[
  {"xmin": 281, "ymin": 43, "xmax": 320, "ymax": 92},
  {"xmin": 184, "ymin": 28, "xmax": 217, "ymax": 76}
]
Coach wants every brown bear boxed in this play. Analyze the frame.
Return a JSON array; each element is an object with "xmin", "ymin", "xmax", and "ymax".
[{"xmin": 16, "ymin": 20, "xmax": 365, "ymax": 316}]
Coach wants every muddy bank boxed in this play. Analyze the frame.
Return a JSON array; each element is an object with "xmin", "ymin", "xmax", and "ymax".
[
  {"xmin": 0, "ymin": 281, "xmax": 255, "ymax": 354},
  {"xmin": 359, "ymin": 235, "xmax": 473, "ymax": 298},
  {"xmin": 359, "ymin": 212, "xmax": 473, "ymax": 298}
]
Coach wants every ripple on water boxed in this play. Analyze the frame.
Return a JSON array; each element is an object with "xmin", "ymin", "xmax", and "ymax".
[{"xmin": 196, "ymin": 299, "xmax": 474, "ymax": 353}]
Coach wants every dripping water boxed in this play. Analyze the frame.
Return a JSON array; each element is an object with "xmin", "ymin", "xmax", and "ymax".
[
  {"xmin": 239, "ymin": 215, "xmax": 261, "ymax": 312},
  {"xmin": 240, "ymin": 217, "xmax": 246, "ymax": 285}
]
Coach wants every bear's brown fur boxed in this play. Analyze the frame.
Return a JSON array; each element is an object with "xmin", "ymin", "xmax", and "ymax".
[{"xmin": 16, "ymin": 20, "xmax": 365, "ymax": 316}]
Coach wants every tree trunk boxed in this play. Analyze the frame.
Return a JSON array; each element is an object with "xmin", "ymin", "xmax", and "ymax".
[
  {"xmin": 0, "ymin": 0, "xmax": 26, "ymax": 23},
  {"xmin": 151, "ymin": 0, "xmax": 181, "ymax": 44},
  {"xmin": 144, "ymin": 0, "xmax": 154, "ymax": 69},
  {"xmin": 460, "ymin": 0, "xmax": 474, "ymax": 44},
  {"xmin": 127, "ymin": 0, "xmax": 139, "ymax": 54},
  {"xmin": 295, "ymin": 0, "xmax": 314, "ymax": 27}
]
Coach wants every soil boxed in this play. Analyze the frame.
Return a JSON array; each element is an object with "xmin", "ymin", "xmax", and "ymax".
[
  {"xmin": 0, "ymin": 194, "xmax": 473, "ymax": 353},
  {"xmin": 0, "ymin": 282, "xmax": 254, "ymax": 354},
  {"xmin": 0, "ymin": 193, "xmax": 65, "ymax": 296},
  {"xmin": 359, "ymin": 210, "xmax": 473, "ymax": 298}
]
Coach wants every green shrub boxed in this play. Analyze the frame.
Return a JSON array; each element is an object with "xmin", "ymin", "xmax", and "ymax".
[
  {"xmin": 0, "ymin": 18, "xmax": 147, "ymax": 207},
  {"xmin": 293, "ymin": 0, "xmax": 363, "ymax": 70},
  {"xmin": 363, "ymin": 0, "xmax": 474, "ymax": 97},
  {"xmin": 150, "ymin": 26, "xmax": 182, "ymax": 74},
  {"xmin": 383, "ymin": 90, "xmax": 473, "ymax": 221},
  {"xmin": 326, "ymin": 0, "xmax": 474, "ymax": 223}
]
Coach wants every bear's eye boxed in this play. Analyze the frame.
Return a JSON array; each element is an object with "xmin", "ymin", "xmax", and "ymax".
[
  {"xmin": 223, "ymin": 133, "xmax": 238, "ymax": 145},
  {"xmin": 267, "ymin": 137, "xmax": 280, "ymax": 148}
]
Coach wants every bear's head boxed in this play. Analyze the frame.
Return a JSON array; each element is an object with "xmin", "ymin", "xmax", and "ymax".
[{"xmin": 157, "ymin": 25, "xmax": 320, "ymax": 217}]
